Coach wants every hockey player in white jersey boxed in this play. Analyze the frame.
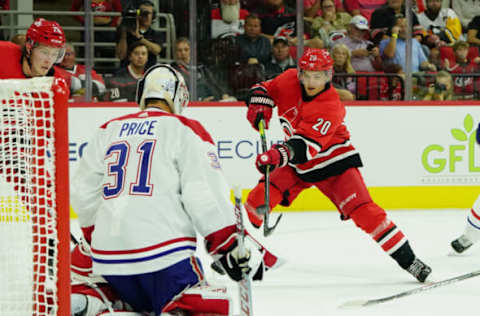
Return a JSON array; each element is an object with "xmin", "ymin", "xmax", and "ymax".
[
  {"xmin": 71, "ymin": 64, "xmax": 280, "ymax": 315},
  {"xmin": 450, "ymin": 123, "xmax": 480, "ymax": 254}
]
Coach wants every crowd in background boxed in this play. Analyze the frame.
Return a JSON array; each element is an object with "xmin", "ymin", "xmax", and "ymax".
[{"xmin": 4, "ymin": 0, "xmax": 480, "ymax": 102}]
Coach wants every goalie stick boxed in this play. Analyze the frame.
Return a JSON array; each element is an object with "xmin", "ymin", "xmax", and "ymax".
[
  {"xmin": 339, "ymin": 269, "xmax": 480, "ymax": 308},
  {"xmin": 233, "ymin": 186, "xmax": 254, "ymax": 316},
  {"xmin": 257, "ymin": 118, "xmax": 282, "ymax": 237}
]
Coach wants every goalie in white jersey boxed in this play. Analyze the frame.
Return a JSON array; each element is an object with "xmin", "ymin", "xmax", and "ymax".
[{"xmin": 71, "ymin": 64, "xmax": 278, "ymax": 315}]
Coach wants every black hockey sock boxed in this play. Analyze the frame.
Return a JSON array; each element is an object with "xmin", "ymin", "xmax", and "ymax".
[{"xmin": 390, "ymin": 241, "xmax": 415, "ymax": 270}]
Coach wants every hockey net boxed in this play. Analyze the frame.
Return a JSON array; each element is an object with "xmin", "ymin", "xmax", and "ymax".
[{"xmin": 0, "ymin": 77, "xmax": 70, "ymax": 316}]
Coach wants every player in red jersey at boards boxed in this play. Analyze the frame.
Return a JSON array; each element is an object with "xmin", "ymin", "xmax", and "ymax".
[
  {"xmin": 0, "ymin": 17, "xmax": 71, "ymax": 85},
  {"xmin": 245, "ymin": 48, "xmax": 433, "ymax": 283}
]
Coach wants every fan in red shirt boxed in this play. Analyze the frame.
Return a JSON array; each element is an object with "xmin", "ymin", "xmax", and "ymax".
[{"xmin": 245, "ymin": 48, "xmax": 432, "ymax": 283}]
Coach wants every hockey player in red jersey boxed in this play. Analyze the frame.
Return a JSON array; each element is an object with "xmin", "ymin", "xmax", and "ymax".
[
  {"xmin": 0, "ymin": 17, "xmax": 70, "ymax": 199},
  {"xmin": 0, "ymin": 18, "xmax": 69, "ymax": 82},
  {"xmin": 244, "ymin": 48, "xmax": 433, "ymax": 283}
]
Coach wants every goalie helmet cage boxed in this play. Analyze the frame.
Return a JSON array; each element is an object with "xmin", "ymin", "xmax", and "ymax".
[{"xmin": 0, "ymin": 77, "xmax": 70, "ymax": 316}]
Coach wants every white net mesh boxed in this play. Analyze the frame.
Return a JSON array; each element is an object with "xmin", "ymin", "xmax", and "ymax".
[{"xmin": 0, "ymin": 77, "xmax": 59, "ymax": 316}]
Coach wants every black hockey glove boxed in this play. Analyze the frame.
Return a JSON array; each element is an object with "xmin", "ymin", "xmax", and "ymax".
[
  {"xmin": 219, "ymin": 243, "xmax": 251, "ymax": 282},
  {"xmin": 246, "ymin": 87, "xmax": 274, "ymax": 131}
]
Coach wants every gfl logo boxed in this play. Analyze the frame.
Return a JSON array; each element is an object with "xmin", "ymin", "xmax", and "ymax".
[{"xmin": 422, "ymin": 114, "xmax": 480, "ymax": 173}]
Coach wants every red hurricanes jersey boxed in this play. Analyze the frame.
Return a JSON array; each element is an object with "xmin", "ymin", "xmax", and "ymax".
[
  {"xmin": 0, "ymin": 41, "xmax": 26, "ymax": 79},
  {"xmin": 259, "ymin": 68, "xmax": 362, "ymax": 182},
  {"xmin": 0, "ymin": 41, "xmax": 70, "ymax": 87}
]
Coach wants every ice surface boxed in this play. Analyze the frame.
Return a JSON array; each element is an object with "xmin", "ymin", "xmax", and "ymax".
[{"xmin": 71, "ymin": 209, "xmax": 480, "ymax": 315}]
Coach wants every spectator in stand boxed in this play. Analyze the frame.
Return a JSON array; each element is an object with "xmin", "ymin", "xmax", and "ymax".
[
  {"xmin": 71, "ymin": 0, "xmax": 122, "ymax": 57},
  {"xmin": 379, "ymin": 16, "xmax": 436, "ymax": 73},
  {"xmin": 211, "ymin": 0, "xmax": 249, "ymax": 39},
  {"xmin": 331, "ymin": 43, "xmax": 357, "ymax": 95},
  {"xmin": 443, "ymin": 40, "xmax": 480, "ymax": 99},
  {"xmin": 416, "ymin": 0, "xmax": 462, "ymax": 48},
  {"xmin": 380, "ymin": 63, "xmax": 404, "ymax": 100},
  {"xmin": 304, "ymin": 0, "xmax": 345, "ymax": 19},
  {"xmin": 236, "ymin": 14, "xmax": 272, "ymax": 66},
  {"xmin": 423, "ymin": 70, "xmax": 455, "ymax": 101},
  {"xmin": 253, "ymin": 0, "xmax": 296, "ymax": 41},
  {"xmin": 0, "ymin": 0, "xmax": 9, "ymax": 40},
  {"xmin": 116, "ymin": 0, "xmax": 163, "ymax": 70},
  {"xmin": 106, "ymin": 41, "xmax": 147, "ymax": 102},
  {"xmin": 337, "ymin": 15, "xmax": 383, "ymax": 72},
  {"xmin": 450, "ymin": 0, "xmax": 480, "ymax": 30},
  {"xmin": 343, "ymin": 0, "xmax": 386, "ymax": 22},
  {"xmin": 10, "ymin": 33, "xmax": 26, "ymax": 48},
  {"xmin": 58, "ymin": 43, "xmax": 106, "ymax": 99},
  {"xmin": 467, "ymin": 15, "xmax": 480, "ymax": 47},
  {"xmin": 370, "ymin": 0, "xmax": 422, "ymax": 44},
  {"xmin": 171, "ymin": 37, "xmax": 235, "ymax": 102},
  {"xmin": 310, "ymin": 0, "xmax": 352, "ymax": 49},
  {"xmin": 428, "ymin": 46, "xmax": 442, "ymax": 70},
  {"xmin": 264, "ymin": 36, "xmax": 297, "ymax": 79}
]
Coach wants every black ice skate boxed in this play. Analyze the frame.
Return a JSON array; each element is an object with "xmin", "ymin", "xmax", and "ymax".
[
  {"xmin": 406, "ymin": 258, "xmax": 432, "ymax": 283},
  {"xmin": 451, "ymin": 235, "xmax": 473, "ymax": 254}
]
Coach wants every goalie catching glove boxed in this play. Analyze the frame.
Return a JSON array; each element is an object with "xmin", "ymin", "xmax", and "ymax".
[{"xmin": 246, "ymin": 86, "xmax": 274, "ymax": 130}]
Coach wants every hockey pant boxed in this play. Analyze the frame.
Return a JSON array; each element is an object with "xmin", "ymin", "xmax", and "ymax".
[
  {"xmin": 103, "ymin": 256, "xmax": 205, "ymax": 315},
  {"xmin": 246, "ymin": 166, "xmax": 416, "ymax": 270}
]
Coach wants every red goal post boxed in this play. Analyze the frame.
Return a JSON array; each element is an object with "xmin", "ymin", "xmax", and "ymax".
[{"xmin": 0, "ymin": 77, "xmax": 70, "ymax": 316}]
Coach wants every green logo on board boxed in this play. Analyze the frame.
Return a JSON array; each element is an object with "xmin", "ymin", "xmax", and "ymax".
[{"xmin": 422, "ymin": 114, "xmax": 480, "ymax": 174}]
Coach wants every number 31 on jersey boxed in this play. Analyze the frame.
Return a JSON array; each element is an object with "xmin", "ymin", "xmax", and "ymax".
[{"xmin": 103, "ymin": 140, "xmax": 157, "ymax": 198}]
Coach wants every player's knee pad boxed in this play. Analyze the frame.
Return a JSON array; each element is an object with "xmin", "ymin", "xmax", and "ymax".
[
  {"xmin": 161, "ymin": 285, "xmax": 231, "ymax": 316},
  {"xmin": 350, "ymin": 202, "xmax": 387, "ymax": 234}
]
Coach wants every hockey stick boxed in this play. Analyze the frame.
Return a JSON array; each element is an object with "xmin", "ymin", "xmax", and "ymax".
[
  {"xmin": 338, "ymin": 269, "xmax": 480, "ymax": 308},
  {"xmin": 233, "ymin": 186, "xmax": 254, "ymax": 316},
  {"xmin": 70, "ymin": 232, "xmax": 79, "ymax": 245},
  {"xmin": 257, "ymin": 118, "xmax": 282, "ymax": 237}
]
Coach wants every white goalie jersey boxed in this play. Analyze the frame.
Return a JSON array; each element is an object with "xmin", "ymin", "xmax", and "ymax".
[{"xmin": 71, "ymin": 107, "xmax": 237, "ymax": 276}]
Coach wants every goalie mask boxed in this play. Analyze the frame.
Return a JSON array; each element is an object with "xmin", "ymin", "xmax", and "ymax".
[{"xmin": 136, "ymin": 64, "xmax": 189, "ymax": 114}]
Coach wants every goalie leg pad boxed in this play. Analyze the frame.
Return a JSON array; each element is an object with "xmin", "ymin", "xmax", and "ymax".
[
  {"xmin": 162, "ymin": 285, "xmax": 231, "ymax": 315},
  {"xmin": 71, "ymin": 293, "xmax": 105, "ymax": 316}
]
